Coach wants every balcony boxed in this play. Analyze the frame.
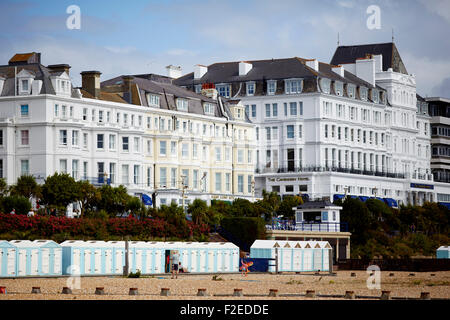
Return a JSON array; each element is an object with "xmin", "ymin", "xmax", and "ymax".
[{"xmin": 266, "ymin": 221, "xmax": 348, "ymax": 232}]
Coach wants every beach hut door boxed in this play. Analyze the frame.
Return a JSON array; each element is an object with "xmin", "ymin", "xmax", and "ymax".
[
  {"xmin": 105, "ymin": 250, "xmax": 112, "ymax": 274},
  {"xmin": 54, "ymin": 249, "xmax": 62, "ymax": 274},
  {"xmin": 115, "ymin": 250, "xmax": 123, "ymax": 274},
  {"xmin": 94, "ymin": 250, "xmax": 101, "ymax": 274},
  {"xmin": 7, "ymin": 248, "xmax": 16, "ymax": 276},
  {"xmin": 154, "ymin": 250, "xmax": 162, "ymax": 273},
  {"xmin": 190, "ymin": 250, "xmax": 197, "ymax": 272},
  {"xmin": 135, "ymin": 250, "xmax": 143, "ymax": 273},
  {"xmin": 73, "ymin": 249, "xmax": 81, "ymax": 272},
  {"xmin": 293, "ymin": 251, "xmax": 302, "ymax": 271},
  {"xmin": 207, "ymin": 251, "xmax": 214, "ymax": 272},
  {"xmin": 42, "ymin": 248, "xmax": 50, "ymax": 274},
  {"xmin": 216, "ymin": 251, "xmax": 223, "ymax": 272},
  {"xmin": 282, "ymin": 249, "xmax": 291, "ymax": 271},
  {"xmin": 30, "ymin": 249, "xmax": 39, "ymax": 275},
  {"xmin": 199, "ymin": 250, "xmax": 206, "ymax": 272},
  {"xmin": 18, "ymin": 250, "xmax": 27, "ymax": 276},
  {"xmin": 84, "ymin": 250, "xmax": 91, "ymax": 274}
]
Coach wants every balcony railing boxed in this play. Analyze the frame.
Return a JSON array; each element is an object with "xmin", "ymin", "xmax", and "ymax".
[
  {"xmin": 266, "ymin": 221, "xmax": 348, "ymax": 232},
  {"xmin": 255, "ymin": 165, "xmax": 408, "ymax": 180}
]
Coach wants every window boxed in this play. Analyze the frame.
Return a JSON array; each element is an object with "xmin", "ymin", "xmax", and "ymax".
[
  {"xmin": 246, "ymin": 82, "xmax": 255, "ymax": 96},
  {"xmin": 266, "ymin": 127, "xmax": 271, "ymax": 140},
  {"xmin": 287, "ymin": 125, "xmax": 294, "ymax": 139},
  {"xmin": 122, "ymin": 165, "xmax": 129, "ymax": 185},
  {"xmin": 107, "ymin": 111, "xmax": 110, "ymax": 122},
  {"xmin": 0, "ymin": 130, "xmax": 2, "ymax": 146},
  {"xmin": 202, "ymin": 146, "xmax": 208, "ymax": 161},
  {"xmin": 97, "ymin": 162, "xmax": 105, "ymax": 183},
  {"xmin": 272, "ymin": 103, "xmax": 278, "ymax": 117},
  {"xmin": 238, "ymin": 149, "xmax": 244, "ymax": 163},
  {"xmin": 82, "ymin": 133, "xmax": 88, "ymax": 149},
  {"xmin": 170, "ymin": 168, "xmax": 177, "ymax": 188},
  {"xmin": 20, "ymin": 104, "xmax": 29, "ymax": 117},
  {"xmin": 204, "ymin": 102, "xmax": 215, "ymax": 115},
  {"xmin": 299, "ymin": 101, "xmax": 303, "ymax": 115},
  {"xmin": 360, "ymin": 87, "xmax": 368, "ymax": 101},
  {"xmin": 159, "ymin": 167, "xmax": 167, "ymax": 187},
  {"xmin": 225, "ymin": 173, "xmax": 231, "ymax": 192},
  {"xmin": 193, "ymin": 170, "xmax": 199, "ymax": 189},
  {"xmin": 147, "ymin": 167, "xmax": 151, "ymax": 187},
  {"xmin": 60, "ymin": 159, "xmax": 67, "ymax": 173},
  {"xmin": 97, "ymin": 134, "xmax": 104, "ymax": 149},
  {"xmin": 122, "ymin": 137, "xmax": 129, "ymax": 151},
  {"xmin": 171, "ymin": 141, "xmax": 177, "ymax": 156},
  {"xmin": 325, "ymin": 125, "xmax": 328, "ymax": 138},
  {"xmin": 267, "ymin": 80, "xmax": 276, "ymax": 95},
  {"xmin": 134, "ymin": 137, "xmax": 140, "ymax": 152},
  {"xmin": 348, "ymin": 85, "xmax": 355, "ymax": 98},
  {"xmin": 71, "ymin": 160, "xmax": 79, "ymax": 179},
  {"xmin": 176, "ymin": 99, "xmax": 188, "ymax": 111},
  {"xmin": 72, "ymin": 131, "xmax": 79, "ymax": 146},
  {"xmin": 99, "ymin": 110, "xmax": 104, "ymax": 123},
  {"xmin": 138, "ymin": 115, "xmax": 142, "ymax": 126},
  {"xmin": 83, "ymin": 108, "xmax": 87, "ymax": 120},
  {"xmin": 105, "ymin": 162, "xmax": 114, "ymax": 184},
  {"xmin": 238, "ymin": 175, "xmax": 244, "ymax": 193},
  {"xmin": 124, "ymin": 114, "xmax": 128, "ymax": 126},
  {"xmin": 160, "ymin": 141, "xmax": 167, "ymax": 156},
  {"xmin": 225, "ymin": 147, "xmax": 231, "ymax": 161},
  {"xmin": 320, "ymin": 78, "xmax": 331, "ymax": 94},
  {"xmin": 298, "ymin": 125, "xmax": 303, "ymax": 138},
  {"xmin": 55, "ymin": 104, "xmax": 59, "ymax": 117},
  {"xmin": 58, "ymin": 130, "xmax": 67, "ymax": 145},
  {"xmin": 216, "ymin": 84, "xmax": 230, "ymax": 98},
  {"xmin": 147, "ymin": 117, "xmax": 151, "ymax": 129},
  {"xmin": 182, "ymin": 143, "xmax": 189, "ymax": 158},
  {"xmin": 256, "ymin": 127, "xmax": 259, "ymax": 140},
  {"xmin": 215, "ymin": 147, "xmax": 221, "ymax": 161},
  {"xmin": 215, "ymin": 173, "xmax": 222, "ymax": 192},
  {"xmin": 248, "ymin": 175, "xmax": 253, "ymax": 193},
  {"xmin": 22, "ymin": 80, "xmax": 28, "ymax": 91},
  {"xmin": 182, "ymin": 169, "xmax": 189, "ymax": 187},
  {"xmin": 148, "ymin": 94, "xmax": 160, "ymax": 107},
  {"xmin": 285, "ymin": 79, "xmax": 302, "ymax": 94},
  {"xmin": 335, "ymin": 81, "xmax": 343, "ymax": 96},
  {"xmin": 251, "ymin": 105, "xmax": 256, "ymax": 117},
  {"xmin": 109, "ymin": 134, "xmax": 116, "ymax": 149},
  {"xmin": 272, "ymin": 127, "xmax": 278, "ymax": 140},
  {"xmin": 20, "ymin": 160, "xmax": 29, "ymax": 175},
  {"xmin": 91, "ymin": 109, "xmax": 96, "ymax": 122},
  {"xmin": 192, "ymin": 143, "xmax": 198, "ymax": 159},
  {"xmin": 265, "ymin": 104, "xmax": 271, "ymax": 117},
  {"xmin": 289, "ymin": 102, "xmax": 297, "ymax": 116},
  {"xmin": 133, "ymin": 165, "xmax": 140, "ymax": 185}
]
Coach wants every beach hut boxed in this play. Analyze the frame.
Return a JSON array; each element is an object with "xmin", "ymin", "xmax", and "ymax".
[
  {"xmin": 250, "ymin": 240, "xmax": 332, "ymax": 272},
  {"xmin": 10, "ymin": 240, "xmax": 40, "ymax": 276},
  {"xmin": 436, "ymin": 246, "xmax": 450, "ymax": 259},
  {"xmin": 32, "ymin": 240, "xmax": 62, "ymax": 276},
  {"xmin": 0, "ymin": 241, "xmax": 17, "ymax": 277}
]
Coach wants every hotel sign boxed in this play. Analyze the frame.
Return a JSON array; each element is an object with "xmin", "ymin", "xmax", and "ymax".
[
  {"xmin": 410, "ymin": 183, "xmax": 434, "ymax": 190},
  {"xmin": 268, "ymin": 177, "xmax": 309, "ymax": 182}
]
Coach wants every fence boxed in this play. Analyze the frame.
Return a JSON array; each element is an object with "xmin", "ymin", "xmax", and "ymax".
[
  {"xmin": 266, "ymin": 222, "xmax": 349, "ymax": 232},
  {"xmin": 337, "ymin": 258, "xmax": 450, "ymax": 271}
]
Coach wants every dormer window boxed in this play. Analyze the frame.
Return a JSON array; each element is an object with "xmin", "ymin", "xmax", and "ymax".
[
  {"xmin": 148, "ymin": 94, "xmax": 160, "ymax": 107},
  {"xmin": 50, "ymin": 71, "xmax": 71, "ymax": 96},
  {"xmin": 216, "ymin": 84, "xmax": 230, "ymax": 98},
  {"xmin": 371, "ymin": 89, "xmax": 379, "ymax": 103},
  {"xmin": 360, "ymin": 87, "xmax": 368, "ymax": 101},
  {"xmin": 246, "ymin": 82, "xmax": 255, "ymax": 96},
  {"xmin": 334, "ymin": 81, "xmax": 343, "ymax": 96},
  {"xmin": 267, "ymin": 80, "xmax": 277, "ymax": 95},
  {"xmin": 347, "ymin": 84, "xmax": 356, "ymax": 98},
  {"xmin": 176, "ymin": 98, "xmax": 188, "ymax": 111},
  {"xmin": 319, "ymin": 78, "xmax": 331, "ymax": 94},
  {"xmin": 285, "ymin": 79, "xmax": 303, "ymax": 94},
  {"xmin": 22, "ymin": 80, "xmax": 29, "ymax": 91},
  {"xmin": 195, "ymin": 84, "xmax": 202, "ymax": 94},
  {"xmin": 204, "ymin": 102, "xmax": 215, "ymax": 115},
  {"xmin": 16, "ymin": 69, "xmax": 34, "ymax": 95}
]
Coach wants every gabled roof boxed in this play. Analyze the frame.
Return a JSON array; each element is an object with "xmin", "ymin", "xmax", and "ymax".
[{"xmin": 330, "ymin": 42, "xmax": 408, "ymax": 74}]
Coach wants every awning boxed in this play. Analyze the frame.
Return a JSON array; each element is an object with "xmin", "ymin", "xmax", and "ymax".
[
  {"xmin": 349, "ymin": 195, "xmax": 359, "ymax": 199},
  {"xmin": 142, "ymin": 194, "xmax": 153, "ymax": 206},
  {"xmin": 300, "ymin": 194, "xmax": 310, "ymax": 201},
  {"xmin": 359, "ymin": 196, "xmax": 370, "ymax": 202},
  {"xmin": 438, "ymin": 202, "xmax": 450, "ymax": 210},
  {"xmin": 383, "ymin": 198, "xmax": 398, "ymax": 207},
  {"xmin": 375, "ymin": 197, "xmax": 384, "ymax": 202},
  {"xmin": 333, "ymin": 194, "xmax": 345, "ymax": 202}
]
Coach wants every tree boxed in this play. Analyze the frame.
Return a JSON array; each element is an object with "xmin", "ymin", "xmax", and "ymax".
[
  {"xmin": 158, "ymin": 202, "xmax": 186, "ymax": 227},
  {"xmin": 188, "ymin": 199, "xmax": 209, "ymax": 225},
  {"xmin": 10, "ymin": 175, "xmax": 42, "ymax": 199},
  {"xmin": 41, "ymin": 173, "xmax": 79, "ymax": 214},
  {"xmin": 96, "ymin": 185, "xmax": 131, "ymax": 217},
  {"xmin": 340, "ymin": 197, "xmax": 374, "ymax": 245},
  {"xmin": 126, "ymin": 197, "xmax": 144, "ymax": 217},
  {"xmin": 276, "ymin": 195, "xmax": 303, "ymax": 219},
  {"xmin": 1, "ymin": 195, "xmax": 31, "ymax": 215},
  {"xmin": 257, "ymin": 190, "xmax": 281, "ymax": 221},
  {"xmin": 230, "ymin": 198, "xmax": 262, "ymax": 217},
  {"xmin": 76, "ymin": 180, "xmax": 100, "ymax": 217},
  {"xmin": 0, "ymin": 178, "xmax": 8, "ymax": 197}
]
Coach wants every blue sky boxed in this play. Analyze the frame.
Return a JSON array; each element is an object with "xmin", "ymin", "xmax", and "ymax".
[{"xmin": 1, "ymin": 0, "xmax": 449, "ymax": 97}]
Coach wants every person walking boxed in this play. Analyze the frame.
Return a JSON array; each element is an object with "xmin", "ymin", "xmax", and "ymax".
[{"xmin": 171, "ymin": 250, "xmax": 180, "ymax": 279}]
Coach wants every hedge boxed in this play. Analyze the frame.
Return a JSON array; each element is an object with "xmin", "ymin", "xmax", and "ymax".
[{"xmin": 0, "ymin": 213, "xmax": 210, "ymax": 241}]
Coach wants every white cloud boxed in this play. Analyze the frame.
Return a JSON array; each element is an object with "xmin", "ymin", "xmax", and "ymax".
[
  {"xmin": 104, "ymin": 46, "xmax": 137, "ymax": 54},
  {"xmin": 338, "ymin": 1, "xmax": 354, "ymax": 9},
  {"xmin": 418, "ymin": 0, "xmax": 450, "ymax": 24}
]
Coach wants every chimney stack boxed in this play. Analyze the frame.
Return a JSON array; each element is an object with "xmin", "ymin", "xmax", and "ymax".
[
  {"xmin": 194, "ymin": 65, "xmax": 208, "ymax": 79},
  {"xmin": 80, "ymin": 71, "xmax": 102, "ymax": 99},
  {"xmin": 239, "ymin": 61, "xmax": 252, "ymax": 76},
  {"xmin": 332, "ymin": 65, "xmax": 345, "ymax": 77},
  {"xmin": 305, "ymin": 59, "xmax": 319, "ymax": 72},
  {"xmin": 48, "ymin": 64, "xmax": 71, "ymax": 75},
  {"xmin": 166, "ymin": 65, "xmax": 182, "ymax": 79}
]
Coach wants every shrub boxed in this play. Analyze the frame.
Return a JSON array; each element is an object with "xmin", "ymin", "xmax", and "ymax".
[
  {"xmin": 221, "ymin": 217, "xmax": 266, "ymax": 250},
  {"xmin": 1, "ymin": 195, "xmax": 31, "ymax": 215}
]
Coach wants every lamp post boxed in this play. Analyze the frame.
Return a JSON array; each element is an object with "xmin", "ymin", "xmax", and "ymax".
[
  {"xmin": 344, "ymin": 186, "xmax": 349, "ymax": 200},
  {"xmin": 180, "ymin": 174, "xmax": 188, "ymax": 213}
]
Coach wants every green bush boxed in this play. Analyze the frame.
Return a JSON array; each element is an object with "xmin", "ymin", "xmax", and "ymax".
[{"xmin": 1, "ymin": 195, "xmax": 31, "ymax": 215}]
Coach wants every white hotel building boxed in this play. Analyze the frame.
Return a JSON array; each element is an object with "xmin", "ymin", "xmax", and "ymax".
[
  {"xmin": 0, "ymin": 52, "xmax": 256, "ymax": 210},
  {"xmin": 175, "ymin": 42, "xmax": 447, "ymax": 206}
]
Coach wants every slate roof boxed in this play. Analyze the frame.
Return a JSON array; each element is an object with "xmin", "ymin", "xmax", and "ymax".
[
  {"xmin": 174, "ymin": 57, "xmax": 382, "ymax": 90},
  {"xmin": 296, "ymin": 200, "xmax": 339, "ymax": 209},
  {"xmin": 330, "ymin": 42, "xmax": 408, "ymax": 74}
]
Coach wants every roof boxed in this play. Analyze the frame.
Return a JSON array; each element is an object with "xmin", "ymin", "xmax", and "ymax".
[
  {"xmin": 250, "ymin": 240, "xmax": 332, "ymax": 249},
  {"xmin": 330, "ymin": 42, "xmax": 408, "ymax": 74},
  {"xmin": 9, "ymin": 52, "xmax": 40, "ymax": 64},
  {"xmin": 296, "ymin": 200, "xmax": 341, "ymax": 209},
  {"xmin": 425, "ymin": 97, "xmax": 450, "ymax": 104}
]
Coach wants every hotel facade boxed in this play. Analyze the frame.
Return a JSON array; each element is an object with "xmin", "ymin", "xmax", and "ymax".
[
  {"xmin": 175, "ymin": 43, "xmax": 449, "ymax": 207},
  {"xmin": 0, "ymin": 53, "xmax": 256, "ymax": 211}
]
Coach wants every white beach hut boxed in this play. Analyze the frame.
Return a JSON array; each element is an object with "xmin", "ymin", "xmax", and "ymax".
[
  {"xmin": 10, "ymin": 240, "xmax": 40, "ymax": 276},
  {"xmin": 32, "ymin": 240, "xmax": 62, "ymax": 276},
  {"xmin": 0, "ymin": 240, "xmax": 17, "ymax": 277}
]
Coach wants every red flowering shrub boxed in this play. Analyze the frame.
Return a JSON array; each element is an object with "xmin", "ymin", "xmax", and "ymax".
[{"xmin": 0, "ymin": 213, "xmax": 210, "ymax": 241}]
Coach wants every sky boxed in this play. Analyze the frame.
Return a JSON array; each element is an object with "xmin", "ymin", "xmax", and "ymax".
[{"xmin": 0, "ymin": 0, "xmax": 449, "ymax": 97}]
